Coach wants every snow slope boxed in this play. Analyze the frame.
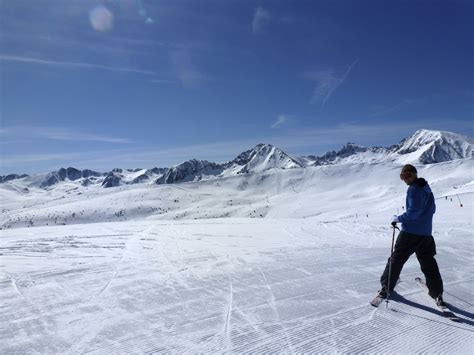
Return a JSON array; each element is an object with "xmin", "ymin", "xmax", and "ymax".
[
  {"xmin": 1, "ymin": 129, "xmax": 473, "ymax": 353},
  {"xmin": 1, "ymin": 158, "xmax": 472, "ymax": 229},
  {"xmin": 1, "ymin": 194, "xmax": 472, "ymax": 353}
]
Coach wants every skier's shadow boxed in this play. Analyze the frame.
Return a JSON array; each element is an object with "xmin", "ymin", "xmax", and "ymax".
[
  {"xmin": 390, "ymin": 292, "xmax": 474, "ymax": 326},
  {"xmin": 444, "ymin": 302, "xmax": 474, "ymax": 321}
]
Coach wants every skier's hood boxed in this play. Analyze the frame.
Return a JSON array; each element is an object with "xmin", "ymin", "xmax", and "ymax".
[
  {"xmin": 415, "ymin": 178, "xmax": 428, "ymax": 187},
  {"xmin": 412, "ymin": 177, "xmax": 432, "ymax": 193}
]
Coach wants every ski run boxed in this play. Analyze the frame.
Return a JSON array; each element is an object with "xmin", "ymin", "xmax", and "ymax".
[{"xmin": 1, "ymin": 131, "xmax": 473, "ymax": 353}]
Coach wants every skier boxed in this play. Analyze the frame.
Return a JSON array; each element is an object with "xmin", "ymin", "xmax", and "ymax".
[{"xmin": 377, "ymin": 164, "xmax": 445, "ymax": 307}]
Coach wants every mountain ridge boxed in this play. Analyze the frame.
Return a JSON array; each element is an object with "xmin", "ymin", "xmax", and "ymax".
[{"xmin": 1, "ymin": 129, "xmax": 472, "ymax": 189}]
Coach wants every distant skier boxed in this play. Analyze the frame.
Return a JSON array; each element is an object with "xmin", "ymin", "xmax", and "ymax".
[{"xmin": 377, "ymin": 164, "xmax": 445, "ymax": 306}]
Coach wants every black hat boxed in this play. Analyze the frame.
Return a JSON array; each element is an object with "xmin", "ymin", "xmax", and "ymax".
[{"xmin": 401, "ymin": 164, "xmax": 417, "ymax": 174}]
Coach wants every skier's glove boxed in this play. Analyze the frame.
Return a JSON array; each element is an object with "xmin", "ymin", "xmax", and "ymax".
[{"xmin": 391, "ymin": 215, "xmax": 399, "ymax": 227}]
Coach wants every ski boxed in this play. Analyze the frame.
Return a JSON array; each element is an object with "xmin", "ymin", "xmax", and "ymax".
[{"xmin": 415, "ymin": 277, "xmax": 460, "ymax": 322}]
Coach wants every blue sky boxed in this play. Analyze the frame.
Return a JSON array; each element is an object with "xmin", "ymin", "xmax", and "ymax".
[{"xmin": 1, "ymin": 0, "xmax": 473, "ymax": 174}]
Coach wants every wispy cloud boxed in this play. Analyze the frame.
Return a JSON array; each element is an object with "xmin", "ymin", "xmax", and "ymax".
[
  {"xmin": 306, "ymin": 59, "xmax": 358, "ymax": 107},
  {"xmin": 1, "ymin": 33, "xmax": 193, "ymax": 57},
  {"xmin": 37, "ymin": 128, "xmax": 132, "ymax": 144},
  {"xmin": 1, "ymin": 151, "xmax": 101, "ymax": 165},
  {"xmin": 107, "ymin": 36, "xmax": 194, "ymax": 50},
  {"xmin": 170, "ymin": 49, "xmax": 205, "ymax": 88},
  {"xmin": 0, "ymin": 54, "xmax": 156, "ymax": 76},
  {"xmin": 271, "ymin": 114, "xmax": 291, "ymax": 129},
  {"xmin": 252, "ymin": 6, "xmax": 271, "ymax": 34},
  {"xmin": 149, "ymin": 78, "xmax": 179, "ymax": 85},
  {"xmin": 3, "ymin": 126, "xmax": 132, "ymax": 144},
  {"xmin": 370, "ymin": 99, "xmax": 416, "ymax": 117}
]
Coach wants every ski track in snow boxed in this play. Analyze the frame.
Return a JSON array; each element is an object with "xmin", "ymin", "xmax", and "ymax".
[
  {"xmin": 1, "ymin": 213, "xmax": 473, "ymax": 353},
  {"xmin": 224, "ymin": 276, "xmax": 233, "ymax": 353}
]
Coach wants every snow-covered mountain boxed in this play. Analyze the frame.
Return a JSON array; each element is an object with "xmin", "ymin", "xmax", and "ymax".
[
  {"xmin": 1, "ymin": 128, "xmax": 473, "ymax": 230},
  {"xmin": 1, "ymin": 129, "xmax": 472, "ymax": 190},
  {"xmin": 223, "ymin": 143, "xmax": 304, "ymax": 175},
  {"xmin": 304, "ymin": 129, "xmax": 473, "ymax": 166},
  {"xmin": 305, "ymin": 143, "xmax": 386, "ymax": 166},
  {"xmin": 390, "ymin": 129, "xmax": 473, "ymax": 164},
  {"xmin": 0, "ymin": 173, "xmax": 29, "ymax": 183},
  {"xmin": 153, "ymin": 144, "xmax": 304, "ymax": 184},
  {"xmin": 155, "ymin": 159, "xmax": 224, "ymax": 184},
  {"xmin": 0, "ymin": 143, "xmax": 304, "ymax": 189},
  {"xmin": 40, "ymin": 167, "xmax": 103, "ymax": 188}
]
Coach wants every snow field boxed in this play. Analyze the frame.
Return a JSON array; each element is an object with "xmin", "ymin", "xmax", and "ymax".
[{"xmin": 1, "ymin": 158, "xmax": 473, "ymax": 353}]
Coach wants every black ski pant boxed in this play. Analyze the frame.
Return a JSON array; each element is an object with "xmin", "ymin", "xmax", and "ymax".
[{"xmin": 380, "ymin": 231, "xmax": 443, "ymax": 298}]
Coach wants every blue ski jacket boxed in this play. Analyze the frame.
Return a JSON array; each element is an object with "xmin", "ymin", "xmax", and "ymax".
[{"xmin": 398, "ymin": 178, "xmax": 436, "ymax": 236}]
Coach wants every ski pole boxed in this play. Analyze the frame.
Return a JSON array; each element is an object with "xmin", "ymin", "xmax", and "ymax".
[{"xmin": 386, "ymin": 224, "xmax": 400, "ymax": 309}]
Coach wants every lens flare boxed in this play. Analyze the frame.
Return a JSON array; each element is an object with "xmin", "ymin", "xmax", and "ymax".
[{"xmin": 89, "ymin": 5, "xmax": 114, "ymax": 32}]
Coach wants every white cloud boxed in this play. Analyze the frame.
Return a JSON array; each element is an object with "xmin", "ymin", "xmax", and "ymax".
[
  {"xmin": 307, "ymin": 59, "xmax": 358, "ymax": 107},
  {"xmin": 1, "ymin": 33, "xmax": 191, "ymax": 57},
  {"xmin": 177, "ymin": 68, "xmax": 205, "ymax": 88},
  {"xmin": 170, "ymin": 49, "xmax": 205, "ymax": 88},
  {"xmin": 271, "ymin": 114, "xmax": 290, "ymax": 129},
  {"xmin": 252, "ymin": 6, "xmax": 271, "ymax": 34},
  {"xmin": 0, "ymin": 54, "xmax": 156, "ymax": 76},
  {"xmin": 2, "ymin": 126, "xmax": 132, "ymax": 144},
  {"xmin": 37, "ymin": 129, "xmax": 132, "ymax": 144},
  {"xmin": 1, "ymin": 151, "xmax": 99, "ymax": 165}
]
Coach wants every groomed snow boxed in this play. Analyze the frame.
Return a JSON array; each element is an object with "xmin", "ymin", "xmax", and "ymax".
[{"xmin": 1, "ymin": 159, "xmax": 473, "ymax": 353}]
